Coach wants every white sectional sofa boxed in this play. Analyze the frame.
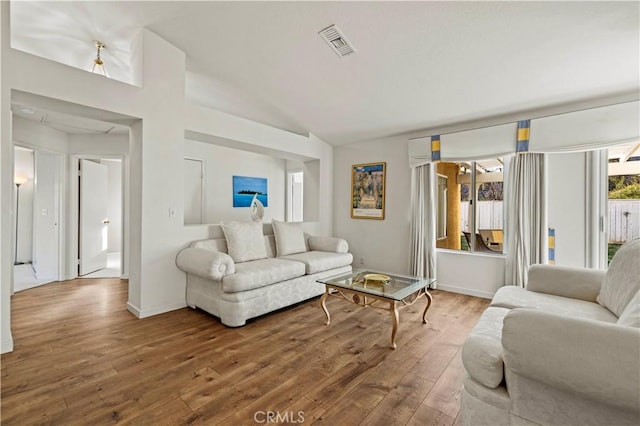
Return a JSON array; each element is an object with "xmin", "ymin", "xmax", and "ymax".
[
  {"xmin": 176, "ymin": 220, "xmax": 352, "ymax": 327},
  {"xmin": 460, "ymin": 238, "xmax": 640, "ymax": 426}
]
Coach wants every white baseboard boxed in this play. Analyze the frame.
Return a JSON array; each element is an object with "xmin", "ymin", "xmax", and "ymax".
[
  {"xmin": 126, "ymin": 301, "xmax": 141, "ymax": 318},
  {"xmin": 127, "ymin": 300, "xmax": 187, "ymax": 319},
  {"xmin": 1, "ymin": 336, "xmax": 14, "ymax": 354},
  {"xmin": 436, "ymin": 284, "xmax": 495, "ymax": 299}
]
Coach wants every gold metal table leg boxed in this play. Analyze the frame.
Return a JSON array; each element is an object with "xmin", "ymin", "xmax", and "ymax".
[
  {"xmin": 422, "ymin": 290, "xmax": 433, "ymax": 324},
  {"xmin": 390, "ymin": 301, "xmax": 399, "ymax": 349},
  {"xmin": 320, "ymin": 287, "xmax": 331, "ymax": 325}
]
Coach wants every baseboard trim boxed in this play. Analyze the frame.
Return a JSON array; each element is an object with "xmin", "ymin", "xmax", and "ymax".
[
  {"xmin": 436, "ymin": 284, "xmax": 494, "ymax": 299},
  {"xmin": 1, "ymin": 336, "xmax": 14, "ymax": 354},
  {"xmin": 127, "ymin": 300, "xmax": 187, "ymax": 319},
  {"xmin": 126, "ymin": 301, "xmax": 142, "ymax": 318}
]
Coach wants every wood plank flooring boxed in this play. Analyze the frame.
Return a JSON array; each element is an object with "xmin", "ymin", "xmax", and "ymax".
[{"xmin": 1, "ymin": 278, "xmax": 489, "ymax": 425}]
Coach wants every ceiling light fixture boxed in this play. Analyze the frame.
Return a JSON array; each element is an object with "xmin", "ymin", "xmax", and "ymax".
[
  {"xmin": 91, "ymin": 40, "xmax": 108, "ymax": 77},
  {"xmin": 18, "ymin": 106, "xmax": 36, "ymax": 114}
]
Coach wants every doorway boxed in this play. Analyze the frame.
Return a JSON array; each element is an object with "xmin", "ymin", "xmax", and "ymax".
[{"xmin": 77, "ymin": 157, "xmax": 123, "ymax": 279}]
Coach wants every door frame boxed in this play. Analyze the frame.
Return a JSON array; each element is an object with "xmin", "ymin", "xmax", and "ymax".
[{"xmin": 69, "ymin": 154, "xmax": 126, "ymax": 279}]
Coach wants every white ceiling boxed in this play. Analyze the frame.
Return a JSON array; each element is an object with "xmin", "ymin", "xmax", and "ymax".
[{"xmin": 9, "ymin": 1, "xmax": 640, "ymax": 145}]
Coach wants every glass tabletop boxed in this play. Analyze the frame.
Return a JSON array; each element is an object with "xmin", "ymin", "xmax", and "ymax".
[{"xmin": 317, "ymin": 269, "xmax": 435, "ymax": 301}]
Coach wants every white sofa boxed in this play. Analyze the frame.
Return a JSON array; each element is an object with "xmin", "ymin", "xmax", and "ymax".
[
  {"xmin": 176, "ymin": 221, "xmax": 352, "ymax": 327},
  {"xmin": 461, "ymin": 238, "xmax": 640, "ymax": 426}
]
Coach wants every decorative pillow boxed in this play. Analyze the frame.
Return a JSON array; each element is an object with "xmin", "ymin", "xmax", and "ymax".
[
  {"xmin": 272, "ymin": 219, "xmax": 307, "ymax": 257},
  {"xmin": 617, "ymin": 290, "xmax": 640, "ymax": 328},
  {"xmin": 596, "ymin": 238, "xmax": 640, "ymax": 317},
  {"xmin": 220, "ymin": 221, "xmax": 267, "ymax": 263}
]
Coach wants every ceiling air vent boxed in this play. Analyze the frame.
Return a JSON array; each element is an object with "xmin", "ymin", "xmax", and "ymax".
[{"xmin": 319, "ymin": 25, "xmax": 356, "ymax": 58}]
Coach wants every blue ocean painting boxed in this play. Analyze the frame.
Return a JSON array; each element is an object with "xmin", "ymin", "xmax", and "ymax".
[{"xmin": 233, "ymin": 176, "xmax": 268, "ymax": 207}]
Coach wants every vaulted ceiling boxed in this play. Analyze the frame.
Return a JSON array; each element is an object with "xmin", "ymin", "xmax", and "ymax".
[{"xmin": 9, "ymin": 1, "xmax": 640, "ymax": 145}]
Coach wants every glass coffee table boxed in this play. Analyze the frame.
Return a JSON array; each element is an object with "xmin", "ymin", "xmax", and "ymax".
[{"xmin": 317, "ymin": 270, "xmax": 435, "ymax": 349}]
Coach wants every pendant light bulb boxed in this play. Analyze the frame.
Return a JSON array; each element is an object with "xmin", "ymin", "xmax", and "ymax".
[{"xmin": 91, "ymin": 40, "xmax": 108, "ymax": 77}]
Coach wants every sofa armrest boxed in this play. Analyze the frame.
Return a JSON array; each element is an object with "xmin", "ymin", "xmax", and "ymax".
[
  {"xmin": 502, "ymin": 308, "xmax": 640, "ymax": 412},
  {"xmin": 175, "ymin": 247, "xmax": 235, "ymax": 281},
  {"xmin": 526, "ymin": 264, "xmax": 605, "ymax": 302},
  {"xmin": 308, "ymin": 236, "xmax": 349, "ymax": 253}
]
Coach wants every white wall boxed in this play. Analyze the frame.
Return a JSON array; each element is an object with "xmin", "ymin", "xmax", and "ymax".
[
  {"xmin": 333, "ymin": 135, "xmax": 412, "ymax": 274},
  {"xmin": 68, "ymin": 134, "xmax": 129, "ymax": 156},
  {"xmin": 547, "ymin": 151, "xmax": 588, "ymax": 267},
  {"xmin": 1, "ymin": 3, "xmax": 13, "ymax": 352},
  {"xmin": 184, "ymin": 139, "xmax": 286, "ymax": 224},
  {"xmin": 13, "ymin": 147, "xmax": 33, "ymax": 262},
  {"xmin": 13, "ymin": 116, "xmax": 68, "ymax": 153},
  {"xmin": 436, "ymin": 251, "xmax": 505, "ymax": 298}
]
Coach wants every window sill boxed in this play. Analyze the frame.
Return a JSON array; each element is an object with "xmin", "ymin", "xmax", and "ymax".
[{"xmin": 436, "ymin": 248, "xmax": 506, "ymax": 258}]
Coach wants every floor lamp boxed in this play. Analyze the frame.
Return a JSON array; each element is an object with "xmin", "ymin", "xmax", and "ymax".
[{"xmin": 14, "ymin": 176, "xmax": 27, "ymax": 265}]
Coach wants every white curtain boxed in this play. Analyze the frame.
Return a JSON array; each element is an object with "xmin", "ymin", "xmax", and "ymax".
[
  {"xmin": 505, "ymin": 153, "xmax": 547, "ymax": 287},
  {"xmin": 410, "ymin": 163, "xmax": 436, "ymax": 280}
]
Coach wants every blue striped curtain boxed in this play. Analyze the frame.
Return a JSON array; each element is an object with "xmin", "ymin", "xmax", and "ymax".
[
  {"xmin": 431, "ymin": 135, "xmax": 441, "ymax": 162},
  {"xmin": 516, "ymin": 120, "xmax": 531, "ymax": 153},
  {"xmin": 548, "ymin": 228, "xmax": 556, "ymax": 265}
]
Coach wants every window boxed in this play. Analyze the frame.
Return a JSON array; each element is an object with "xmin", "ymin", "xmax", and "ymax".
[
  {"xmin": 607, "ymin": 143, "xmax": 640, "ymax": 264},
  {"xmin": 436, "ymin": 158, "xmax": 504, "ymax": 254}
]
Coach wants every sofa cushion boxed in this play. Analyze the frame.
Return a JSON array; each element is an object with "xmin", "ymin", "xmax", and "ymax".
[
  {"xmin": 279, "ymin": 251, "xmax": 353, "ymax": 274},
  {"xmin": 221, "ymin": 258, "xmax": 305, "ymax": 293},
  {"xmin": 461, "ymin": 307, "xmax": 511, "ymax": 389},
  {"xmin": 308, "ymin": 236, "xmax": 349, "ymax": 253},
  {"xmin": 272, "ymin": 220, "xmax": 307, "ymax": 256},
  {"xmin": 618, "ymin": 290, "xmax": 640, "ymax": 328},
  {"xmin": 597, "ymin": 238, "xmax": 640, "ymax": 317},
  {"xmin": 221, "ymin": 221, "xmax": 268, "ymax": 263},
  {"xmin": 491, "ymin": 286, "xmax": 618, "ymax": 323}
]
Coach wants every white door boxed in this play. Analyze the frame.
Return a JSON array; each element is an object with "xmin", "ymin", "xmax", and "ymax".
[
  {"xmin": 79, "ymin": 159, "xmax": 109, "ymax": 275},
  {"xmin": 32, "ymin": 151, "xmax": 62, "ymax": 281}
]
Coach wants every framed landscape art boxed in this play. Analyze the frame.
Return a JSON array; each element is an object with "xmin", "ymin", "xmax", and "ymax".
[
  {"xmin": 233, "ymin": 176, "xmax": 268, "ymax": 207},
  {"xmin": 351, "ymin": 162, "xmax": 386, "ymax": 219}
]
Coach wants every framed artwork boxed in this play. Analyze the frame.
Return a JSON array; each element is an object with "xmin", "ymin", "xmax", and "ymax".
[
  {"xmin": 233, "ymin": 175, "xmax": 268, "ymax": 207},
  {"xmin": 351, "ymin": 162, "xmax": 386, "ymax": 220}
]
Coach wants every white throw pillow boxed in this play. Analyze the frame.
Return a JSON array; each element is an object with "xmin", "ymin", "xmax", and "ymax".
[
  {"xmin": 597, "ymin": 238, "xmax": 640, "ymax": 317},
  {"xmin": 272, "ymin": 220, "xmax": 307, "ymax": 256},
  {"xmin": 221, "ymin": 221, "xmax": 267, "ymax": 263}
]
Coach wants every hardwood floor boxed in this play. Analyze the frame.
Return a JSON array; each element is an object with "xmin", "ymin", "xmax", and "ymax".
[{"xmin": 1, "ymin": 278, "xmax": 489, "ymax": 425}]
